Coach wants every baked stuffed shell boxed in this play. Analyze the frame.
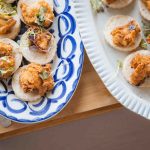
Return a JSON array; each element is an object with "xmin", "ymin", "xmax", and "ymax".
[
  {"xmin": 104, "ymin": 15, "xmax": 142, "ymax": 52},
  {"xmin": 12, "ymin": 63, "xmax": 54, "ymax": 101},
  {"xmin": 123, "ymin": 50, "xmax": 150, "ymax": 87}
]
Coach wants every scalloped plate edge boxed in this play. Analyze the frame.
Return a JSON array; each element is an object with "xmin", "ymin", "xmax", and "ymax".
[{"xmin": 73, "ymin": 0, "xmax": 150, "ymax": 120}]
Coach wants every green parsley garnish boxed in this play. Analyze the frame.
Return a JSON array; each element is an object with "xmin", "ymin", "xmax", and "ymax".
[
  {"xmin": 140, "ymin": 39, "xmax": 148, "ymax": 49},
  {"xmin": 117, "ymin": 60, "xmax": 123, "ymax": 69},
  {"xmin": 0, "ymin": 56, "xmax": 7, "ymax": 61},
  {"xmin": 39, "ymin": 70, "xmax": 49, "ymax": 80},
  {"xmin": 36, "ymin": 7, "xmax": 46, "ymax": 26},
  {"xmin": 0, "ymin": 67, "xmax": 14, "ymax": 75},
  {"xmin": 0, "ymin": 1, "xmax": 16, "ymax": 16},
  {"xmin": 142, "ymin": 21, "xmax": 150, "ymax": 37},
  {"xmin": 0, "ymin": 56, "xmax": 13, "ymax": 63},
  {"xmin": 90, "ymin": 0, "xmax": 104, "ymax": 13},
  {"xmin": 28, "ymin": 30, "xmax": 36, "ymax": 39}
]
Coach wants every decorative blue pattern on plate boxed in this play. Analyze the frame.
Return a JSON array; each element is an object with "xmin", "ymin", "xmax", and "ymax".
[{"xmin": 0, "ymin": 0, "xmax": 84, "ymax": 123}]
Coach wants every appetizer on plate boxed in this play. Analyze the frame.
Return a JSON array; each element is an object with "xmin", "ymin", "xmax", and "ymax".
[
  {"xmin": 17, "ymin": 0, "xmax": 54, "ymax": 28},
  {"xmin": 123, "ymin": 50, "xmax": 150, "ymax": 87},
  {"xmin": 0, "ymin": 1, "xmax": 21, "ymax": 39},
  {"xmin": 104, "ymin": 15, "xmax": 142, "ymax": 52},
  {"xmin": 20, "ymin": 26, "xmax": 56, "ymax": 65},
  {"xmin": 102, "ymin": 0, "xmax": 133, "ymax": 9},
  {"xmin": 139, "ymin": 0, "xmax": 150, "ymax": 21},
  {"xmin": 12, "ymin": 63, "xmax": 54, "ymax": 101},
  {"xmin": 0, "ymin": 38, "xmax": 22, "ymax": 79}
]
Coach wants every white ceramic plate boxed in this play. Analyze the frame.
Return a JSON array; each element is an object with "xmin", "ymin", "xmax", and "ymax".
[{"xmin": 74, "ymin": 0, "xmax": 150, "ymax": 119}]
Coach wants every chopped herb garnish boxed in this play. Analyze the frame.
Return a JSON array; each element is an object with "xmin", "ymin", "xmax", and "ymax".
[
  {"xmin": 110, "ymin": 60, "xmax": 123, "ymax": 79},
  {"xmin": 28, "ymin": 30, "xmax": 35, "ymax": 36},
  {"xmin": 141, "ymin": 21, "xmax": 150, "ymax": 49},
  {"xmin": 36, "ymin": 7, "xmax": 46, "ymax": 26},
  {"xmin": 0, "ymin": 56, "xmax": 13, "ymax": 63},
  {"xmin": 39, "ymin": 70, "xmax": 49, "ymax": 80},
  {"xmin": 140, "ymin": 39, "xmax": 148, "ymax": 49},
  {"xmin": 142, "ymin": 21, "xmax": 150, "ymax": 37},
  {"xmin": 28, "ymin": 30, "xmax": 36, "ymax": 41},
  {"xmin": 0, "ymin": 56, "xmax": 7, "ymax": 61},
  {"xmin": 0, "ymin": 2, "xmax": 16, "ymax": 16},
  {"xmin": 90, "ymin": 0, "xmax": 104, "ymax": 13},
  {"xmin": 0, "ymin": 67, "xmax": 14, "ymax": 75},
  {"xmin": 7, "ymin": 67, "xmax": 14, "ymax": 73},
  {"xmin": 117, "ymin": 60, "xmax": 123, "ymax": 69}
]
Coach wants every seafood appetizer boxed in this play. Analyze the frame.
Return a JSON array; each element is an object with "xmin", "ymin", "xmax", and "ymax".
[
  {"xmin": 0, "ymin": 38, "xmax": 22, "ymax": 79},
  {"xmin": 139, "ymin": 0, "xmax": 150, "ymax": 21},
  {"xmin": 0, "ymin": 1, "xmax": 20, "ymax": 39},
  {"xmin": 123, "ymin": 50, "xmax": 150, "ymax": 87},
  {"xmin": 104, "ymin": 15, "xmax": 142, "ymax": 52},
  {"xmin": 17, "ymin": 0, "xmax": 54, "ymax": 28},
  {"xmin": 20, "ymin": 26, "xmax": 56, "ymax": 64},
  {"xmin": 102, "ymin": 0, "xmax": 133, "ymax": 9},
  {"xmin": 12, "ymin": 63, "xmax": 54, "ymax": 101}
]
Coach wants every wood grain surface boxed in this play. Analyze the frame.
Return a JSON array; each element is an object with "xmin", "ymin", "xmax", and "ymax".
[{"xmin": 0, "ymin": 53, "xmax": 122, "ymax": 140}]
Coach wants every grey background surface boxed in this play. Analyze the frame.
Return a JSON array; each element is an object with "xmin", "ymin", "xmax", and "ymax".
[{"xmin": 0, "ymin": 108, "xmax": 150, "ymax": 150}]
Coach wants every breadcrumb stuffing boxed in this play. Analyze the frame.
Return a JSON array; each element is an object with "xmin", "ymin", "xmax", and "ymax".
[
  {"xmin": 111, "ymin": 20, "xmax": 141, "ymax": 47},
  {"xmin": 19, "ymin": 63, "xmax": 54, "ymax": 96},
  {"xmin": 130, "ymin": 54, "xmax": 150, "ymax": 86}
]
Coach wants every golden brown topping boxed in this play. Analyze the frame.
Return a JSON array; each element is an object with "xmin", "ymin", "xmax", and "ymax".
[
  {"xmin": 0, "ymin": 42, "xmax": 13, "ymax": 57},
  {"xmin": 38, "ymin": 0, "xmax": 54, "ymax": 28},
  {"xmin": 0, "ymin": 14, "xmax": 16, "ymax": 34},
  {"xmin": 28, "ymin": 26, "xmax": 52, "ymax": 53},
  {"xmin": 0, "ymin": 41, "xmax": 16, "ymax": 79},
  {"xmin": 106, "ymin": 0, "xmax": 117, "ymax": 4},
  {"xmin": 0, "ymin": 56, "xmax": 15, "ymax": 79},
  {"xmin": 142, "ymin": 0, "xmax": 150, "ymax": 10},
  {"xmin": 19, "ymin": 63, "xmax": 54, "ymax": 96},
  {"xmin": 0, "ymin": 41, "xmax": 15, "ymax": 79},
  {"xmin": 20, "ymin": 0, "xmax": 54, "ymax": 28},
  {"xmin": 20, "ymin": 3, "xmax": 38, "ymax": 25},
  {"xmin": 34, "ymin": 33, "xmax": 51, "ymax": 51},
  {"xmin": 131, "ymin": 54, "xmax": 150, "ymax": 68},
  {"xmin": 130, "ymin": 54, "xmax": 150, "ymax": 85},
  {"xmin": 111, "ymin": 20, "xmax": 141, "ymax": 47}
]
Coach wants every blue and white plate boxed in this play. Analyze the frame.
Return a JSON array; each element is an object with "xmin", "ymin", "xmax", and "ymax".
[{"xmin": 0, "ymin": 0, "xmax": 84, "ymax": 124}]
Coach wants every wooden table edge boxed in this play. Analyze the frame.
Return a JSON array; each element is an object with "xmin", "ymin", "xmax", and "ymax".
[{"xmin": 0, "ymin": 103, "xmax": 122, "ymax": 140}]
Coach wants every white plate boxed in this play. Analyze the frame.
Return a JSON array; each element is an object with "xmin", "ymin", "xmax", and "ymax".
[{"xmin": 74, "ymin": 0, "xmax": 150, "ymax": 119}]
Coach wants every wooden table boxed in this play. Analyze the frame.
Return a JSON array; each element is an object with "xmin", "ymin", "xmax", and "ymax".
[{"xmin": 0, "ymin": 53, "xmax": 122, "ymax": 140}]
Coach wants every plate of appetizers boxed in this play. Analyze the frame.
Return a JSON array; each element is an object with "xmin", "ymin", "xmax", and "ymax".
[
  {"xmin": 74, "ymin": 0, "xmax": 150, "ymax": 119},
  {"xmin": 0, "ymin": 0, "xmax": 84, "ymax": 123}
]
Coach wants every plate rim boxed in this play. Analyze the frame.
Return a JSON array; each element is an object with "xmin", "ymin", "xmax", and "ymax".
[{"xmin": 74, "ymin": 0, "xmax": 150, "ymax": 120}]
